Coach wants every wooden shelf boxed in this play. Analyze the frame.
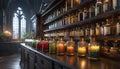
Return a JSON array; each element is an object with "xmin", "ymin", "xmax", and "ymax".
[
  {"xmin": 44, "ymin": 9, "xmax": 120, "ymax": 32},
  {"xmin": 44, "ymin": 0, "xmax": 94, "ymax": 25},
  {"xmin": 42, "ymin": 0, "xmax": 64, "ymax": 17}
]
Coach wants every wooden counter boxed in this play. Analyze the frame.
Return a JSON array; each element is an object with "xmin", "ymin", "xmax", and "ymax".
[{"xmin": 20, "ymin": 43, "xmax": 120, "ymax": 69}]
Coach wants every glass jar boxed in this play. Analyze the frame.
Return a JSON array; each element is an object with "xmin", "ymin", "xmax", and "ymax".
[
  {"xmin": 49, "ymin": 37, "xmax": 56, "ymax": 54},
  {"xmin": 77, "ymin": 38, "xmax": 87, "ymax": 57},
  {"xmin": 88, "ymin": 37, "xmax": 100, "ymax": 60},
  {"xmin": 66, "ymin": 37, "xmax": 75, "ymax": 56},
  {"xmin": 37, "ymin": 38, "xmax": 43, "ymax": 51},
  {"xmin": 57, "ymin": 37, "xmax": 65, "ymax": 55},
  {"xmin": 43, "ymin": 37, "xmax": 49, "ymax": 52}
]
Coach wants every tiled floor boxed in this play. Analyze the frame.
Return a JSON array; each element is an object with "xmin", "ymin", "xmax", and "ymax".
[{"xmin": 0, "ymin": 54, "xmax": 21, "ymax": 69}]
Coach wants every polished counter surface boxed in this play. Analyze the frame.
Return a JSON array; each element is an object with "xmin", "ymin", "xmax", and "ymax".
[{"xmin": 21, "ymin": 43, "xmax": 120, "ymax": 69}]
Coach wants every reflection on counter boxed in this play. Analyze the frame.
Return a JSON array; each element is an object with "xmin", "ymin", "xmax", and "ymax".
[{"xmin": 66, "ymin": 56, "xmax": 75, "ymax": 65}]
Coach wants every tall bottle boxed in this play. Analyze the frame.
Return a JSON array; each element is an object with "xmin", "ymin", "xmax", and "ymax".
[
  {"xmin": 104, "ymin": 19, "xmax": 111, "ymax": 36},
  {"xmin": 66, "ymin": 37, "xmax": 75, "ymax": 56},
  {"xmin": 57, "ymin": 36, "xmax": 65, "ymax": 55},
  {"xmin": 88, "ymin": 37, "xmax": 100, "ymax": 60},
  {"xmin": 77, "ymin": 37, "xmax": 87, "ymax": 57},
  {"xmin": 49, "ymin": 37, "xmax": 57, "ymax": 54},
  {"xmin": 95, "ymin": 0, "xmax": 103, "ymax": 16}
]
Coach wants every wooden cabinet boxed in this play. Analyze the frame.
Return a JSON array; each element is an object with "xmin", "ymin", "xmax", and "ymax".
[{"xmin": 35, "ymin": 55, "xmax": 52, "ymax": 69}]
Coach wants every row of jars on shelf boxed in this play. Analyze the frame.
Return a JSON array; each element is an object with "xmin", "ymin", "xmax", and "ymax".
[
  {"xmin": 31, "ymin": 37, "xmax": 100, "ymax": 60},
  {"xmin": 45, "ymin": 0, "xmax": 120, "ymax": 24},
  {"xmin": 46, "ymin": 19, "xmax": 120, "ymax": 37}
]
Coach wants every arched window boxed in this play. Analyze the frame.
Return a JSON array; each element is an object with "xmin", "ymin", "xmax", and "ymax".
[{"xmin": 13, "ymin": 7, "xmax": 26, "ymax": 39}]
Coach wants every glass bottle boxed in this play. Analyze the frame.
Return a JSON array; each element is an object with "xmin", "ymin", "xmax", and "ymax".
[
  {"xmin": 89, "ymin": 4, "xmax": 95, "ymax": 18},
  {"xmin": 85, "ymin": 26, "xmax": 90, "ymax": 36},
  {"xmin": 49, "ymin": 37, "xmax": 56, "ymax": 54},
  {"xmin": 77, "ymin": 37, "xmax": 87, "ymax": 57},
  {"xmin": 103, "ymin": 0, "xmax": 110, "ymax": 12},
  {"xmin": 96, "ymin": 23, "xmax": 101, "ymax": 36},
  {"xmin": 78, "ymin": 9, "xmax": 83, "ymax": 22},
  {"xmin": 104, "ymin": 19, "xmax": 111, "ymax": 36},
  {"xmin": 66, "ymin": 37, "xmax": 75, "ymax": 56},
  {"xmin": 57, "ymin": 37, "xmax": 65, "ymax": 55},
  {"xmin": 90, "ymin": 25, "xmax": 95, "ymax": 36},
  {"xmin": 83, "ymin": 8, "xmax": 89, "ymax": 20},
  {"xmin": 37, "ymin": 38, "xmax": 43, "ymax": 51},
  {"xmin": 43, "ymin": 37, "xmax": 49, "ymax": 52},
  {"xmin": 100, "ymin": 22, "xmax": 104, "ymax": 36},
  {"xmin": 88, "ymin": 37, "xmax": 100, "ymax": 60},
  {"xmin": 66, "ymin": 0, "xmax": 72, "ymax": 11},
  {"xmin": 73, "ymin": 0, "xmax": 79, "ymax": 7},
  {"xmin": 116, "ymin": 21, "xmax": 120, "ymax": 35},
  {"xmin": 112, "ymin": 0, "xmax": 117, "ymax": 10},
  {"xmin": 95, "ymin": 0, "xmax": 103, "ymax": 16},
  {"xmin": 101, "ymin": 40, "xmax": 109, "ymax": 54},
  {"xmin": 80, "ymin": 27, "xmax": 84, "ymax": 37}
]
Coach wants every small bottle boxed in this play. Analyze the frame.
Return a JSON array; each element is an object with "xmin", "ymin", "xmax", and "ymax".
[
  {"xmin": 57, "ymin": 36, "xmax": 65, "ymax": 55},
  {"xmin": 95, "ymin": 0, "xmax": 103, "ymax": 16},
  {"xmin": 66, "ymin": 37, "xmax": 75, "ymax": 56},
  {"xmin": 77, "ymin": 37, "xmax": 87, "ymax": 57},
  {"xmin": 49, "ymin": 37, "xmax": 56, "ymax": 54},
  {"xmin": 104, "ymin": 19, "xmax": 111, "ymax": 36},
  {"xmin": 88, "ymin": 37, "xmax": 100, "ymax": 60},
  {"xmin": 96, "ymin": 23, "xmax": 101, "ymax": 36}
]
